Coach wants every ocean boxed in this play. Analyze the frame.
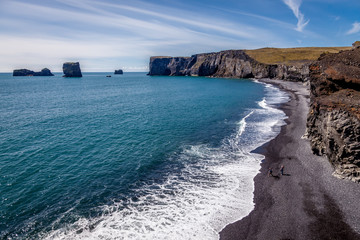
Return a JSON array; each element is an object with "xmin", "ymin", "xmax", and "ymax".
[{"xmin": 0, "ymin": 72, "xmax": 288, "ymax": 239}]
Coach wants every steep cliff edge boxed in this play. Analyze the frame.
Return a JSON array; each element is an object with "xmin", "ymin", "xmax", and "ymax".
[
  {"xmin": 307, "ymin": 47, "xmax": 360, "ymax": 182},
  {"xmin": 148, "ymin": 50, "xmax": 310, "ymax": 81},
  {"xmin": 148, "ymin": 47, "xmax": 350, "ymax": 81}
]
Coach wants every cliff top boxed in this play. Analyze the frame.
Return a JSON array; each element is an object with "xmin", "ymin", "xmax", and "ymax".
[
  {"xmin": 245, "ymin": 47, "xmax": 351, "ymax": 66},
  {"xmin": 150, "ymin": 56, "xmax": 191, "ymax": 59},
  {"xmin": 310, "ymin": 47, "xmax": 360, "ymax": 119}
]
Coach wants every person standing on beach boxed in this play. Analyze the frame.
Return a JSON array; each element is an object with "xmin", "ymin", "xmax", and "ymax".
[
  {"xmin": 280, "ymin": 165, "xmax": 284, "ymax": 176},
  {"xmin": 268, "ymin": 168, "xmax": 274, "ymax": 177}
]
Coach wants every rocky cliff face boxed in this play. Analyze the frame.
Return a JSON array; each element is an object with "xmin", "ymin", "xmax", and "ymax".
[
  {"xmin": 307, "ymin": 47, "xmax": 360, "ymax": 182},
  {"xmin": 13, "ymin": 68, "xmax": 54, "ymax": 76},
  {"xmin": 63, "ymin": 62, "xmax": 82, "ymax": 77},
  {"xmin": 148, "ymin": 50, "xmax": 310, "ymax": 82}
]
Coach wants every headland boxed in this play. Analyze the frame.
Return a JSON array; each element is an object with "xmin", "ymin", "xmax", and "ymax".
[{"xmin": 148, "ymin": 44, "xmax": 360, "ymax": 239}]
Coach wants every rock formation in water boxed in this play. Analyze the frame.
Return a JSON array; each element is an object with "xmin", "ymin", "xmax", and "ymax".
[
  {"xmin": 13, "ymin": 68, "xmax": 54, "ymax": 76},
  {"xmin": 148, "ymin": 50, "xmax": 310, "ymax": 82},
  {"xmin": 62, "ymin": 62, "xmax": 82, "ymax": 77},
  {"xmin": 114, "ymin": 69, "xmax": 123, "ymax": 74},
  {"xmin": 307, "ymin": 46, "xmax": 360, "ymax": 182}
]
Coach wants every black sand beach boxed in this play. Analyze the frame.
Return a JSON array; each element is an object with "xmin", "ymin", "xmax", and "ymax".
[{"xmin": 220, "ymin": 79, "xmax": 360, "ymax": 240}]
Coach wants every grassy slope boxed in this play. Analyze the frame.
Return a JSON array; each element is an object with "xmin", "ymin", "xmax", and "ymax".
[{"xmin": 245, "ymin": 47, "xmax": 351, "ymax": 66}]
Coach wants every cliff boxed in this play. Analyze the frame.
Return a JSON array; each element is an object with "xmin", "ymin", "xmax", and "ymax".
[
  {"xmin": 307, "ymin": 47, "xmax": 360, "ymax": 182},
  {"xmin": 13, "ymin": 68, "xmax": 54, "ymax": 76},
  {"xmin": 63, "ymin": 62, "xmax": 82, "ymax": 77},
  {"xmin": 148, "ymin": 50, "xmax": 310, "ymax": 81},
  {"xmin": 148, "ymin": 47, "xmax": 350, "ymax": 81}
]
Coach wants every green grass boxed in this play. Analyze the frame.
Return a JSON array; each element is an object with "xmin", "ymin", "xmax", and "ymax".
[{"xmin": 245, "ymin": 47, "xmax": 351, "ymax": 66}]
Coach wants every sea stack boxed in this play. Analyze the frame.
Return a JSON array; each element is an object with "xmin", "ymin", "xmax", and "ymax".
[
  {"xmin": 62, "ymin": 62, "xmax": 82, "ymax": 77},
  {"xmin": 13, "ymin": 68, "xmax": 54, "ymax": 76},
  {"xmin": 114, "ymin": 69, "xmax": 123, "ymax": 74}
]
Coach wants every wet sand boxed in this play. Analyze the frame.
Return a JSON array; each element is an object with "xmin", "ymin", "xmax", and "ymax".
[{"xmin": 219, "ymin": 79, "xmax": 360, "ymax": 240}]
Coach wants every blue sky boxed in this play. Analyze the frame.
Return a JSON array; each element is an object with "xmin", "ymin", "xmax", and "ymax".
[{"xmin": 0, "ymin": 0, "xmax": 359, "ymax": 72}]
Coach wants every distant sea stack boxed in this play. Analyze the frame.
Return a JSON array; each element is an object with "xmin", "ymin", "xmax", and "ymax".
[
  {"xmin": 63, "ymin": 62, "xmax": 82, "ymax": 77},
  {"xmin": 114, "ymin": 69, "xmax": 123, "ymax": 74},
  {"xmin": 13, "ymin": 68, "xmax": 54, "ymax": 76}
]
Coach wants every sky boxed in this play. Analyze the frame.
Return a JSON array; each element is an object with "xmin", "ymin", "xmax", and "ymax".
[{"xmin": 0, "ymin": 0, "xmax": 360, "ymax": 72}]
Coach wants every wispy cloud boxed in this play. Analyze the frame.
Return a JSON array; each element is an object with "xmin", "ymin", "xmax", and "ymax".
[
  {"xmin": 57, "ymin": 0, "xmax": 256, "ymax": 39},
  {"xmin": 282, "ymin": 0, "xmax": 309, "ymax": 32},
  {"xmin": 347, "ymin": 21, "xmax": 360, "ymax": 35},
  {"xmin": 0, "ymin": 0, "xmax": 291, "ymax": 71}
]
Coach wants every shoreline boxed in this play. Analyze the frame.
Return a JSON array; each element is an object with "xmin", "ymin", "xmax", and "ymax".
[{"xmin": 219, "ymin": 79, "xmax": 360, "ymax": 240}]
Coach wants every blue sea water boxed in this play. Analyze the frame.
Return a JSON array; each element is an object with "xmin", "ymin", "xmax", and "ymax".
[{"xmin": 0, "ymin": 72, "xmax": 288, "ymax": 239}]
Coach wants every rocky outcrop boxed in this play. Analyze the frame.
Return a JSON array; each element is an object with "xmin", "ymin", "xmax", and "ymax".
[
  {"xmin": 352, "ymin": 41, "xmax": 360, "ymax": 49},
  {"xmin": 114, "ymin": 69, "xmax": 123, "ymax": 74},
  {"xmin": 148, "ymin": 50, "xmax": 309, "ymax": 82},
  {"xmin": 13, "ymin": 68, "xmax": 54, "ymax": 76},
  {"xmin": 63, "ymin": 62, "xmax": 82, "ymax": 77},
  {"xmin": 307, "ymin": 46, "xmax": 360, "ymax": 182}
]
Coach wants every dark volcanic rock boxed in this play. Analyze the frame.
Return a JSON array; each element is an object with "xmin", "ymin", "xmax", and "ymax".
[
  {"xmin": 33, "ymin": 68, "xmax": 54, "ymax": 76},
  {"xmin": 13, "ymin": 68, "xmax": 54, "ymax": 76},
  {"xmin": 148, "ymin": 57, "xmax": 172, "ymax": 75},
  {"xmin": 63, "ymin": 62, "xmax": 82, "ymax": 77},
  {"xmin": 13, "ymin": 69, "xmax": 34, "ymax": 76},
  {"xmin": 307, "ymin": 47, "xmax": 360, "ymax": 182},
  {"xmin": 148, "ymin": 50, "xmax": 310, "ymax": 81},
  {"xmin": 114, "ymin": 69, "xmax": 123, "ymax": 74}
]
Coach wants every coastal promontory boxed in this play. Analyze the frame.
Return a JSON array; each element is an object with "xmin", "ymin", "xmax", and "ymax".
[
  {"xmin": 148, "ymin": 47, "xmax": 349, "ymax": 82},
  {"xmin": 13, "ymin": 68, "xmax": 54, "ymax": 76},
  {"xmin": 62, "ymin": 62, "xmax": 82, "ymax": 77}
]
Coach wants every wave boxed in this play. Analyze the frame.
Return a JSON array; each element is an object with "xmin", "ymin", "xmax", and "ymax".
[{"xmin": 42, "ymin": 82, "xmax": 289, "ymax": 240}]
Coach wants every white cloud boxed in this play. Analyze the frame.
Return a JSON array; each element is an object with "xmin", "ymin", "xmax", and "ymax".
[
  {"xmin": 347, "ymin": 22, "xmax": 360, "ymax": 35},
  {"xmin": 0, "ymin": 0, "xmax": 289, "ymax": 72},
  {"xmin": 282, "ymin": 0, "xmax": 309, "ymax": 32},
  {"xmin": 57, "ymin": 0, "xmax": 257, "ymax": 39}
]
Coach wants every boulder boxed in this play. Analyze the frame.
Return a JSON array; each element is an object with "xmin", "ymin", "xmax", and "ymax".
[
  {"xmin": 114, "ymin": 69, "xmax": 123, "ymax": 74},
  {"xmin": 63, "ymin": 62, "xmax": 82, "ymax": 77}
]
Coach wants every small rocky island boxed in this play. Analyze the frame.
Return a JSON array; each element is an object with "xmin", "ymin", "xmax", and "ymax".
[
  {"xmin": 63, "ymin": 62, "xmax": 82, "ymax": 77},
  {"xmin": 114, "ymin": 69, "xmax": 123, "ymax": 74},
  {"xmin": 13, "ymin": 68, "xmax": 54, "ymax": 76}
]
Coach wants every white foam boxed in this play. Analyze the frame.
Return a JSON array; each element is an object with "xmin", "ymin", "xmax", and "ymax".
[
  {"xmin": 43, "ymin": 82, "xmax": 289, "ymax": 240},
  {"xmin": 258, "ymin": 98, "xmax": 268, "ymax": 109}
]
